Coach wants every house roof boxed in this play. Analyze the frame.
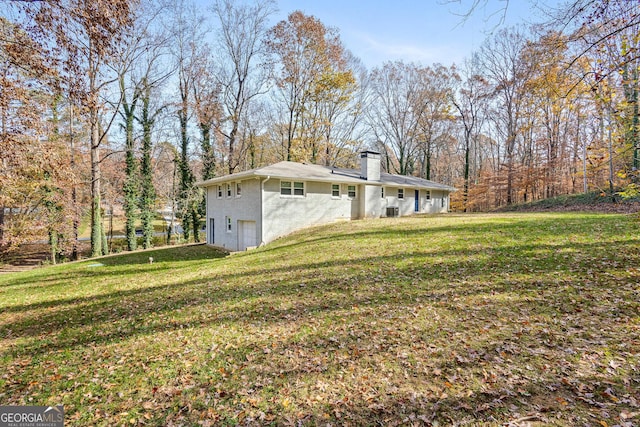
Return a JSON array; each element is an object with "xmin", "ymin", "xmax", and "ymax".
[{"xmin": 197, "ymin": 161, "xmax": 456, "ymax": 192}]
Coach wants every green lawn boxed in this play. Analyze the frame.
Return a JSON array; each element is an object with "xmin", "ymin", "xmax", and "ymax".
[{"xmin": 1, "ymin": 213, "xmax": 639, "ymax": 426}]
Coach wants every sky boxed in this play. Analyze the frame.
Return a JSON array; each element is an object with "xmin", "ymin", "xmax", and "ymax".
[{"xmin": 273, "ymin": 0, "xmax": 552, "ymax": 69}]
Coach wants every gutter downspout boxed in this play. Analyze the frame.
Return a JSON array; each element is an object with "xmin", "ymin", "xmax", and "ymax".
[{"xmin": 260, "ymin": 176, "xmax": 271, "ymax": 246}]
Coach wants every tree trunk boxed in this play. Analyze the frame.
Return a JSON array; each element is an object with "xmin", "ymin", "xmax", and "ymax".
[
  {"xmin": 178, "ymin": 105, "xmax": 192, "ymax": 242},
  {"xmin": 88, "ymin": 40, "xmax": 104, "ymax": 258},
  {"xmin": 0, "ymin": 206, "xmax": 5, "ymax": 247},
  {"xmin": 124, "ymin": 115, "xmax": 138, "ymax": 250},
  {"xmin": 49, "ymin": 230, "xmax": 58, "ymax": 265},
  {"xmin": 70, "ymin": 104, "xmax": 79, "ymax": 261},
  {"xmin": 505, "ymin": 131, "xmax": 516, "ymax": 206},
  {"xmin": 90, "ymin": 113, "xmax": 103, "ymax": 257},
  {"xmin": 121, "ymin": 78, "xmax": 139, "ymax": 251},
  {"xmin": 140, "ymin": 86, "xmax": 156, "ymax": 249},
  {"xmin": 464, "ymin": 134, "xmax": 470, "ymax": 212},
  {"xmin": 425, "ymin": 148, "xmax": 432, "ymax": 181},
  {"xmin": 192, "ymin": 209, "xmax": 199, "ymax": 243},
  {"xmin": 228, "ymin": 123, "xmax": 238, "ymax": 174},
  {"xmin": 200, "ymin": 123, "xmax": 215, "ymax": 180},
  {"xmin": 101, "ymin": 220, "xmax": 108, "ymax": 256}
]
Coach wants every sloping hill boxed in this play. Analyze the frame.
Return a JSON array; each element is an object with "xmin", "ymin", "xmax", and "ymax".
[
  {"xmin": 497, "ymin": 191, "xmax": 640, "ymax": 213},
  {"xmin": 1, "ymin": 213, "xmax": 639, "ymax": 426}
]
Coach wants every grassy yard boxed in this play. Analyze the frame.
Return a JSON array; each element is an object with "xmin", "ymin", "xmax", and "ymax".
[{"xmin": 0, "ymin": 213, "xmax": 639, "ymax": 426}]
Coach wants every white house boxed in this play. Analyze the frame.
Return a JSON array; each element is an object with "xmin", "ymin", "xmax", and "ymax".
[{"xmin": 197, "ymin": 151, "xmax": 456, "ymax": 251}]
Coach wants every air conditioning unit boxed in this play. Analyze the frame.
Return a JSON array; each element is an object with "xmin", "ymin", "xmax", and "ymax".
[{"xmin": 386, "ymin": 207, "xmax": 399, "ymax": 217}]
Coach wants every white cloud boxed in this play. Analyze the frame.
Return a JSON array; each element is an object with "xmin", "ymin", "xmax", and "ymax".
[{"xmin": 348, "ymin": 31, "xmax": 464, "ymax": 68}]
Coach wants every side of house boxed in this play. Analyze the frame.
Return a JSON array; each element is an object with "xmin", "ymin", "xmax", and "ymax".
[
  {"xmin": 205, "ymin": 177, "xmax": 262, "ymax": 251},
  {"xmin": 199, "ymin": 152, "xmax": 455, "ymax": 251},
  {"xmin": 261, "ymin": 178, "xmax": 359, "ymax": 246},
  {"xmin": 382, "ymin": 185, "xmax": 450, "ymax": 216}
]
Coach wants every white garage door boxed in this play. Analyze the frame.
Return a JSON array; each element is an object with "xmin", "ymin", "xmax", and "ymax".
[{"xmin": 238, "ymin": 220, "xmax": 257, "ymax": 251}]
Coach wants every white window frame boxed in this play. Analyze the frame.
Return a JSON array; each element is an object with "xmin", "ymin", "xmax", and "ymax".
[
  {"xmin": 281, "ymin": 180, "xmax": 305, "ymax": 197},
  {"xmin": 236, "ymin": 182, "xmax": 242, "ymax": 197},
  {"xmin": 226, "ymin": 183, "xmax": 232, "ymax": 198},
  {"xmin": 381, "ymin": 187, "xmax": 385, "ymax": 198},
  {"xmin": 347, "ymin": 185, "xmax": 357, "ymax": 199},
  {"xmin": 217, "ymin": 185, "xmax": 223, "ymax": 199},
  {"xmin": 398, "ymin": 188, "xmax": 404, "ymax": 199},
  {"xmin": 280, "ymin": 181, "xmax": 292, "ymax": 195},
  {"xmin": 226, "ymin": 216, "xmax": 232, "ymax": 232},
  {"xmin": 426, "ymin": 190, "xmax": 431, "ymax": 200},
  {"xmin": 331, "ymin": 184, "xmax": 340, "ymax": 198}
]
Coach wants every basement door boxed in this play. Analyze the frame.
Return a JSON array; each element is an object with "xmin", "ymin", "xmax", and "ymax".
[
  {"xmin": 237, "ymin": 220, "xmax": 257, "ymax": 251},
  {"xmin": 414, "ymin": 190, "xmax": 420, "ymax": 212}
]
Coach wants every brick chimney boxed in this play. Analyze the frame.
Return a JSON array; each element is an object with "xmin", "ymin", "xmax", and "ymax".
[{"xmin": 360, "ymin": 150, "xmax": 381, "ymax": 181}]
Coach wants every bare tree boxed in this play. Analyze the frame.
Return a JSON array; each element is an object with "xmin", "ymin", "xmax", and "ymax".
[
  {"xmin": 115, "ymin": 1, "xmax": 166, "ymax": 251},
  {"xmin": 167, "ymin": 0, "xmax": 207, "ymax": 242},
  {"xmin": 213, "ymin": 0, "xmax": 275, "ymax": 174},
  {"xmin": 478, "ymin": 27, "xmax": 532, "ymax": 205},
  {"xmin": 192, "ymin": 46, "xmax": 221, "ymax": 181},
  {"xmin": 452, "ymin": 56, "xmax": 491, "ymax": 211},
  {"xmin": 366, "ymin": 61, "xmax": 429, "ymax": 175},
  {"xmin": 321, "ymin": 51, "xmax": 368, "ymax": 167},
  {"xmin": 415, "ymin": 63, "xmax": 458, "ymax": 181}
]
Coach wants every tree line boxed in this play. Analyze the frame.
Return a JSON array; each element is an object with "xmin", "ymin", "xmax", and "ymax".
[{"xmin": 1, "ymin": 0, "xmax": 638, "ymax": 260}]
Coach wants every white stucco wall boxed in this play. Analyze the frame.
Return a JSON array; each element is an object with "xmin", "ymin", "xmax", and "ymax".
[
  {"xmin": 361, "ymin": 184, "xmax": 382, "ymax": 218},
  {"xmin": 205, "ymin": 177, "xmax": 451, "ymax": 250},
  {"xmin": 382, "ymin": 186, "xmax": 412, "ymax": 216},
  {"xmin": 206, "ymin": 178, "xmax": 262, "ymax": 251},
  {"xmin": 261, "ymin": 179, "xmax": 359, "ymax": 245},
  {"xmin": 433, "ymin": 190, "xmax": 449, "ymax": 213},
  {"xmin": 382, "ymin": 187, "xmax": 449, "ymax": 216},
  {"xmin": 422, "ymin": 190, "xmax": 449, "ymax": 213}
]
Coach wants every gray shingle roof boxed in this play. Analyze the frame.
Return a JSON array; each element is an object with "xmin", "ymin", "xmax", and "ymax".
[{"xmin": 197, "ymin": 161, "xmax": 456, "ymax": 192}]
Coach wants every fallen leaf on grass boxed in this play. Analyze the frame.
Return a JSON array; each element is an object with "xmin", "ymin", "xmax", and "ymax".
[{"xmin": 620, "ymin": 411, "xmax": 640, "ymax": 420}]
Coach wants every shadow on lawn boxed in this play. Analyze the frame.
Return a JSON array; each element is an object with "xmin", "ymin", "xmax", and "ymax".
[
  {"xmin": 0, "ymin": 244, "xmax": 228, "ymax": 290},
  {"xmin": 1, "ymin": 234, "xmax": 638, "ymax": 358},
  {"xmin": 1, "ymin": 215, "xmax": 639, "ymax": 425}
]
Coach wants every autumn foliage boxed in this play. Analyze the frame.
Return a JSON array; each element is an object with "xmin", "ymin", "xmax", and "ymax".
[{"xmin": 1, "ymin": 0, "xmax": 639, "ymax": 257}]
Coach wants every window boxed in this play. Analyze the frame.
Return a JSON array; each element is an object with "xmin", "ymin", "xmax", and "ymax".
[
  {"xmin": 381, "ymin": 187, "xmax": 385, "ymax": 198},
  {"xmin": 426, "ymin": 190, "xmax": 431, "ymax": 200},
  {"xmin": 332, "ymin": 184, "xmax": 340, "ymax": 198},
  {"xmin": 398, "ymin": 188, "xmax": 404, "ymax": 199},
  {"xmin": 280, "ymin": 181, "xmax": 292, "ymax": 195},
  {"xmin": 217, "ymin": 185, "xmax": 223, "ymax": 198},
  {"xmin": 226, "ymin": 216, "xmax": 232, "ymax": 232},
  {"xmin": 441, "ymin": 197, "xmax": 445, "ymax": 208},
  {"xmin": 347, "ymin": 185, "xmax": 356, "ymax": 198},
  {"xmin": 236, "ymin": 182, "xmax": 242, "ymax": 197},
  {"xmin": 226, "ymin": 183, "xmax": 232, "ymax": 198},
  {"xmin": 281, "ymin": 181, "xmax": 304, "ymax": 196}
]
